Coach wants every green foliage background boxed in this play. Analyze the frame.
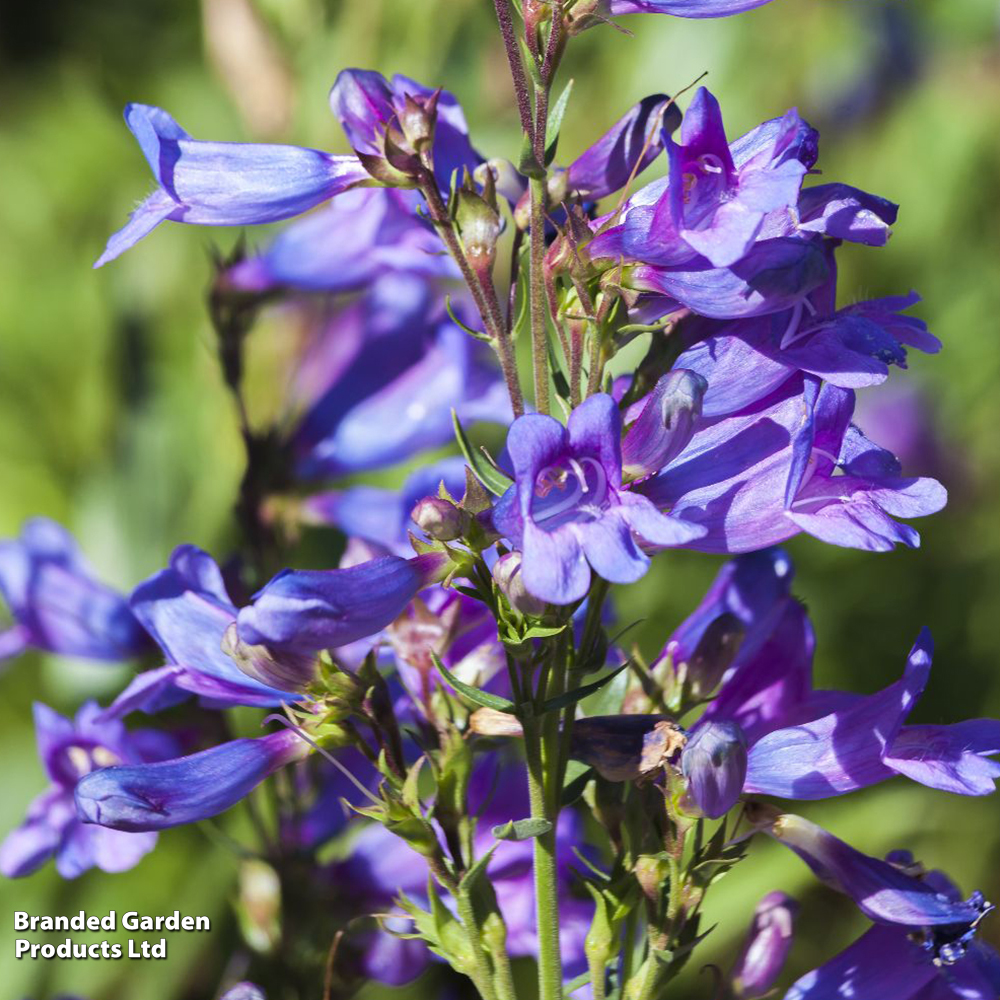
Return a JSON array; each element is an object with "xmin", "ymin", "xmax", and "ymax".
[{"xmin": 0, "ymin": 0, "xmax": 998, "ymax": 997}]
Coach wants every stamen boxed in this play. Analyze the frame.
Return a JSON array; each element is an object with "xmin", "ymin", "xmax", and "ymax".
[
  {"xmin": 569, "ymin": 457, "xmax": 588, "ymax": 493},
  {"xmin": 779, "ymin": 302, "xmax": 805, "ymax": 349},
  {"xmin": 261, "ymin": 713, "xmax": 381, "ymax": 806}
]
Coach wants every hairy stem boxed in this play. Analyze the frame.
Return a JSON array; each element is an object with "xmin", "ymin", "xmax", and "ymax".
[
  {"xmin": 529, "ymin": 175, "xmax": 550, "ymax": 415},
  {"xmin": 523, "ymin": 711, "xmax": 563, "ymax": 1000},
  {"xmin": 492, "ymin": 0, "xmax": 535, "ymax": 140},
  {"xmin": 419, "ymin": 175, "xmax": 524, "ymax": 417}
]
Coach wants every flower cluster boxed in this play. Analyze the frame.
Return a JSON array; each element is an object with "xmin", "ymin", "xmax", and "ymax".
[{"xmin": 4, "ymin": 2, "xmax": 996, "ymax": 1000}]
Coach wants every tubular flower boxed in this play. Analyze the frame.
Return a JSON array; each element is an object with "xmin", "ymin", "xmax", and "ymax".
[
  {"xmin": 562, "ymin": 93, "xmax": 681, "ymax": 201},
  {"xmin": 0, "ymin": 703, "xmax": 174, "ymax": 878},
  {"xmin": 95, "ymin": 105, "xmax": 369, "ymax": 266},
  {"xmin": 0, "ymin": 518, "xmax": 150, "ymax": 665},
  {"xmin": 235, "ymin": 552, "xmax": 448, "ymax": 654},
  {"xmin": 75, "ymin": 729, "xmax": 309, "ymax": 831},
  {"xmin": 492, "ymin": 393, "xmax": 705, "ymax": 605},
  {"xmin": 636, "ymin": 376, "xmax": 946, "ymax": 554},
  {"xmin": 129, "ymin": 545, "xmax": 296, "ymax": 708}
]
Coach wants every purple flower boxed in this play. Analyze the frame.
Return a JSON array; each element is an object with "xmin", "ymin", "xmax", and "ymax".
[
  {"xmin": 563, "ymin": 94, "xmax": 681, "ymax": 201},
  {"xmin": 235, "ymin": 552, "xmax": 448, "ymax": 655},
  {"xmin": 74, "ymin": 729, "xmax": 308, "ymax": 831},
  {"xmin": 635, "ymin": 88, "xmax": 813, "ymax": 268},
  {"xmin": 492, "ymin": 394, "xmax": 705, "ymax": 604},
  {"xmin": 621, "ymin": 370, "xmax": 707, "ymax": 480},
  {"xmin": 129, "ymin": 545, "xmax": 296, "ymax": 708},
  {"xmin": 655, "ymin": 547, "xmax": 802, "ymax": 710},
  {"xmin": 605, "ymin": 0, "xmax": 779, "ymax": 16},
  {"xmin": 95, "ymin": 104, "xmax": 368, "ymax": 266},
  {"xmin": 226, "ymin": 188, "xmax": 457, "ymax": 294},
  {"xmin": 220, "ymin": 985, "xmax": 266, "ymax": 1000},
  {"xmin": 750, "ymin": 809, "xmax": 989, "ymax": 930},
  {"xmin": 785, "ymin": 923, "xmax": 1000, "ymax": 1000},
  {"xmin": 636, "ymin": 377, "xmax": 946, "ymax": 554},
  {"xmin": 730, "ymin": 892, "xmax": 799, "ymax": 999},
  {"xmin": 0, "ymin": 518, "xmax": 150, "ymax": 665},
  {"xmin": 0, "ymin": 702, "xmax": 173, "ymax": 878},
  {"xmin": 749, "ymin": 813, "xmax": 999, "ymax": 998},
  {"xmin": 674, "ymin": 285, "xmax": 940, "ymax": 419},
  {"xmin": 290, "ymin": 280, "xmax": 510, "ymax": 479},
  {"xmin": 681, "ymin": 720, "xmax": 747, "ymax": 817}
]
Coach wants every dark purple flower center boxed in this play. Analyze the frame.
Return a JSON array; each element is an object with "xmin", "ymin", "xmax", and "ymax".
[
  {"xmin": 532, "ymin": 456, "xmax": 609, "ymax": 531},
  {"xmin": 51, "ymin": 740, "xmax": 121, "ymax": 787}
]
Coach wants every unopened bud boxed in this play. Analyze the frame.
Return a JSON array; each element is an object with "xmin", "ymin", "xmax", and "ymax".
[
  {"xmin": 411, "ymin": 495, "xmax": 465, "ymax": 542},
  {"xmin": 223, "ymin": 623, "xmax": 318, "ymax": 692},
  {"xmin": 622, "ymin": 369, "xmax": 707, "ymax": 481},
  {"xmin": 680, "ymin": 720, "xmax": 747, "ymax": 819},
  {"xmin": 634, "ymin": 854, "xmax": 670, "ymax": 903},
  {"xmin": 730, "ymin": 892, "xmax": 799, "ymax": 999},
  {"xmin": 398, "ymin": 91, "xmax": 438, "ymax": 153},
  {"xmin": 492, "ymin": 552, "xmax": 547, "ymax": 617},
  {"xmin": 456, "ymin": 188, "xmax": 501, "ymax": 273}
]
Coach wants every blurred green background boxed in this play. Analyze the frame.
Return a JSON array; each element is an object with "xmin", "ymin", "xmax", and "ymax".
[{"xmin": 1, "ymin": 0, "xmax": 999, "ymax": 996}]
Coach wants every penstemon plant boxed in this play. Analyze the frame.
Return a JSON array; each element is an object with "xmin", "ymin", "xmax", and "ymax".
[{"xmin": 2, "ymin": 2, "xmax": 999, "ymax": 1000}]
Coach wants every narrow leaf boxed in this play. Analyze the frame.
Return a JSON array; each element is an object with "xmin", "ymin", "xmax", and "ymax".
[
  {"xmin": 452, "ymin": 410, "xmax": 513, "ymax": 497},
  {"xmin": 433, "ymin": 651, "xmax": 516, "ymax": 714},
  {"xmin": 541, "ymin": 661, "xmax": 630, "ymax": 714},
  {"xmin": 545, "ymin": 78, "xmax": 575, "ymax": 165},
  {"xmin": 491, "ymin": 817, "xmax": 553, "ymax": 842}
]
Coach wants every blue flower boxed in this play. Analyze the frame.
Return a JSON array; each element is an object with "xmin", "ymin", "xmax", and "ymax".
[
  {"xmin": 128, "ymin": 545, "xmax": 296, "ymax": 709},
  {"xmin": 0, "ymin": 518, "xmax": 150, "ymax": 665},
  {"xmin": 236, "ymin": 552, "xmax": 448, "ymax": 655},
  {"xmin": 74, "ymin": 730, "xmax": 308, "ymax": 832},
  {"xmin": 747, "ymin": 812, "xmax": 1000, "ymax": 1000},
  {"xmin": 0, "ymin": 702, "xmax": 174, "ymax": 878},
  {"xmin": 95, "ymin": 105, "xmax": 369, "ymax": 266},
  {"xmin": 492, "ymin": 394, "xmax": 704, "ymax": 604}
]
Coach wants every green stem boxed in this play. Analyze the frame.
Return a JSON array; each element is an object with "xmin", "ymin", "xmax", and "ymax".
[
  {"xmin": 455, "ymin": 891, "xmax": 501, "ymax": 1000},
  {"xmin": 529, "ymin": 174, "xmax": 550, "ymax": 415},
  {"xmin": 523, "ymin": 687, "xmax": 563, "ymax": 1000},
  {"xmin": 419, "ymin": 175, "xmax": 524, "ymax": 417}
]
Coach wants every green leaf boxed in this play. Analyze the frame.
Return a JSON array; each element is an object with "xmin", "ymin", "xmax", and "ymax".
[
  {"xmin": 491, "ymin": 817, "xmax": 553, "ymax": 841},
  {"xmin": 452, "ymin": 409, "xmax": 513, "ymax": 497},
  {"xmin": 433, "ymin": 651, "xmax": 516, "ymax": 714},
  {"xmin": 561, "ymin": 761, "xmax": 593, "ymax": 807},
  {"xmin": 459, "ymin": 843, "xmax": 499, "ymax": 893},
  {"xmin": 541, "ymin": 661, "xmax": 630, "ymax": 714},
  {"xmin": 445, "ymin": 295, "xmax": 491, "ymax": 342},
  {"xmin": 520, "ymin": 623, "xmax": 567, "ymax": 640},
  {"xmin": 545, "ymin": 78, "xmax": 574, "ymax": 165}
]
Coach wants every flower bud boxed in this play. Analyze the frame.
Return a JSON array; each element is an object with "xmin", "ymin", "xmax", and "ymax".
[
  {"xmin": 622, "ymin": 369, "xmax": 707, "ymax": 481},
  {"xmin": 398, "ymin": 91, "xmax": 438, "ymax": 153},
  {"xmin": 456, "ymin": 188, "xmax": 501, "ymax": 274},
  {"xmin": 222, "ymin": 623, "xmax": 318, "ymax": 692},
  {"xmin": 492, "ymin": 552, "xmax": 547, "ymax": 617},
  {"xmin": 634, "ymin": 854, "xmax": 670, "ymax": 903},
  {"xmin": 411, "ymin": 495, "xmax": 466, "ymax": 542},
  {"xmin": 680, "ymin": 720, "xmax": 747, "ymax": 819},
  {"xmin": 729, "ymin": 892, "xmax": 799, "ymax": 999}
]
